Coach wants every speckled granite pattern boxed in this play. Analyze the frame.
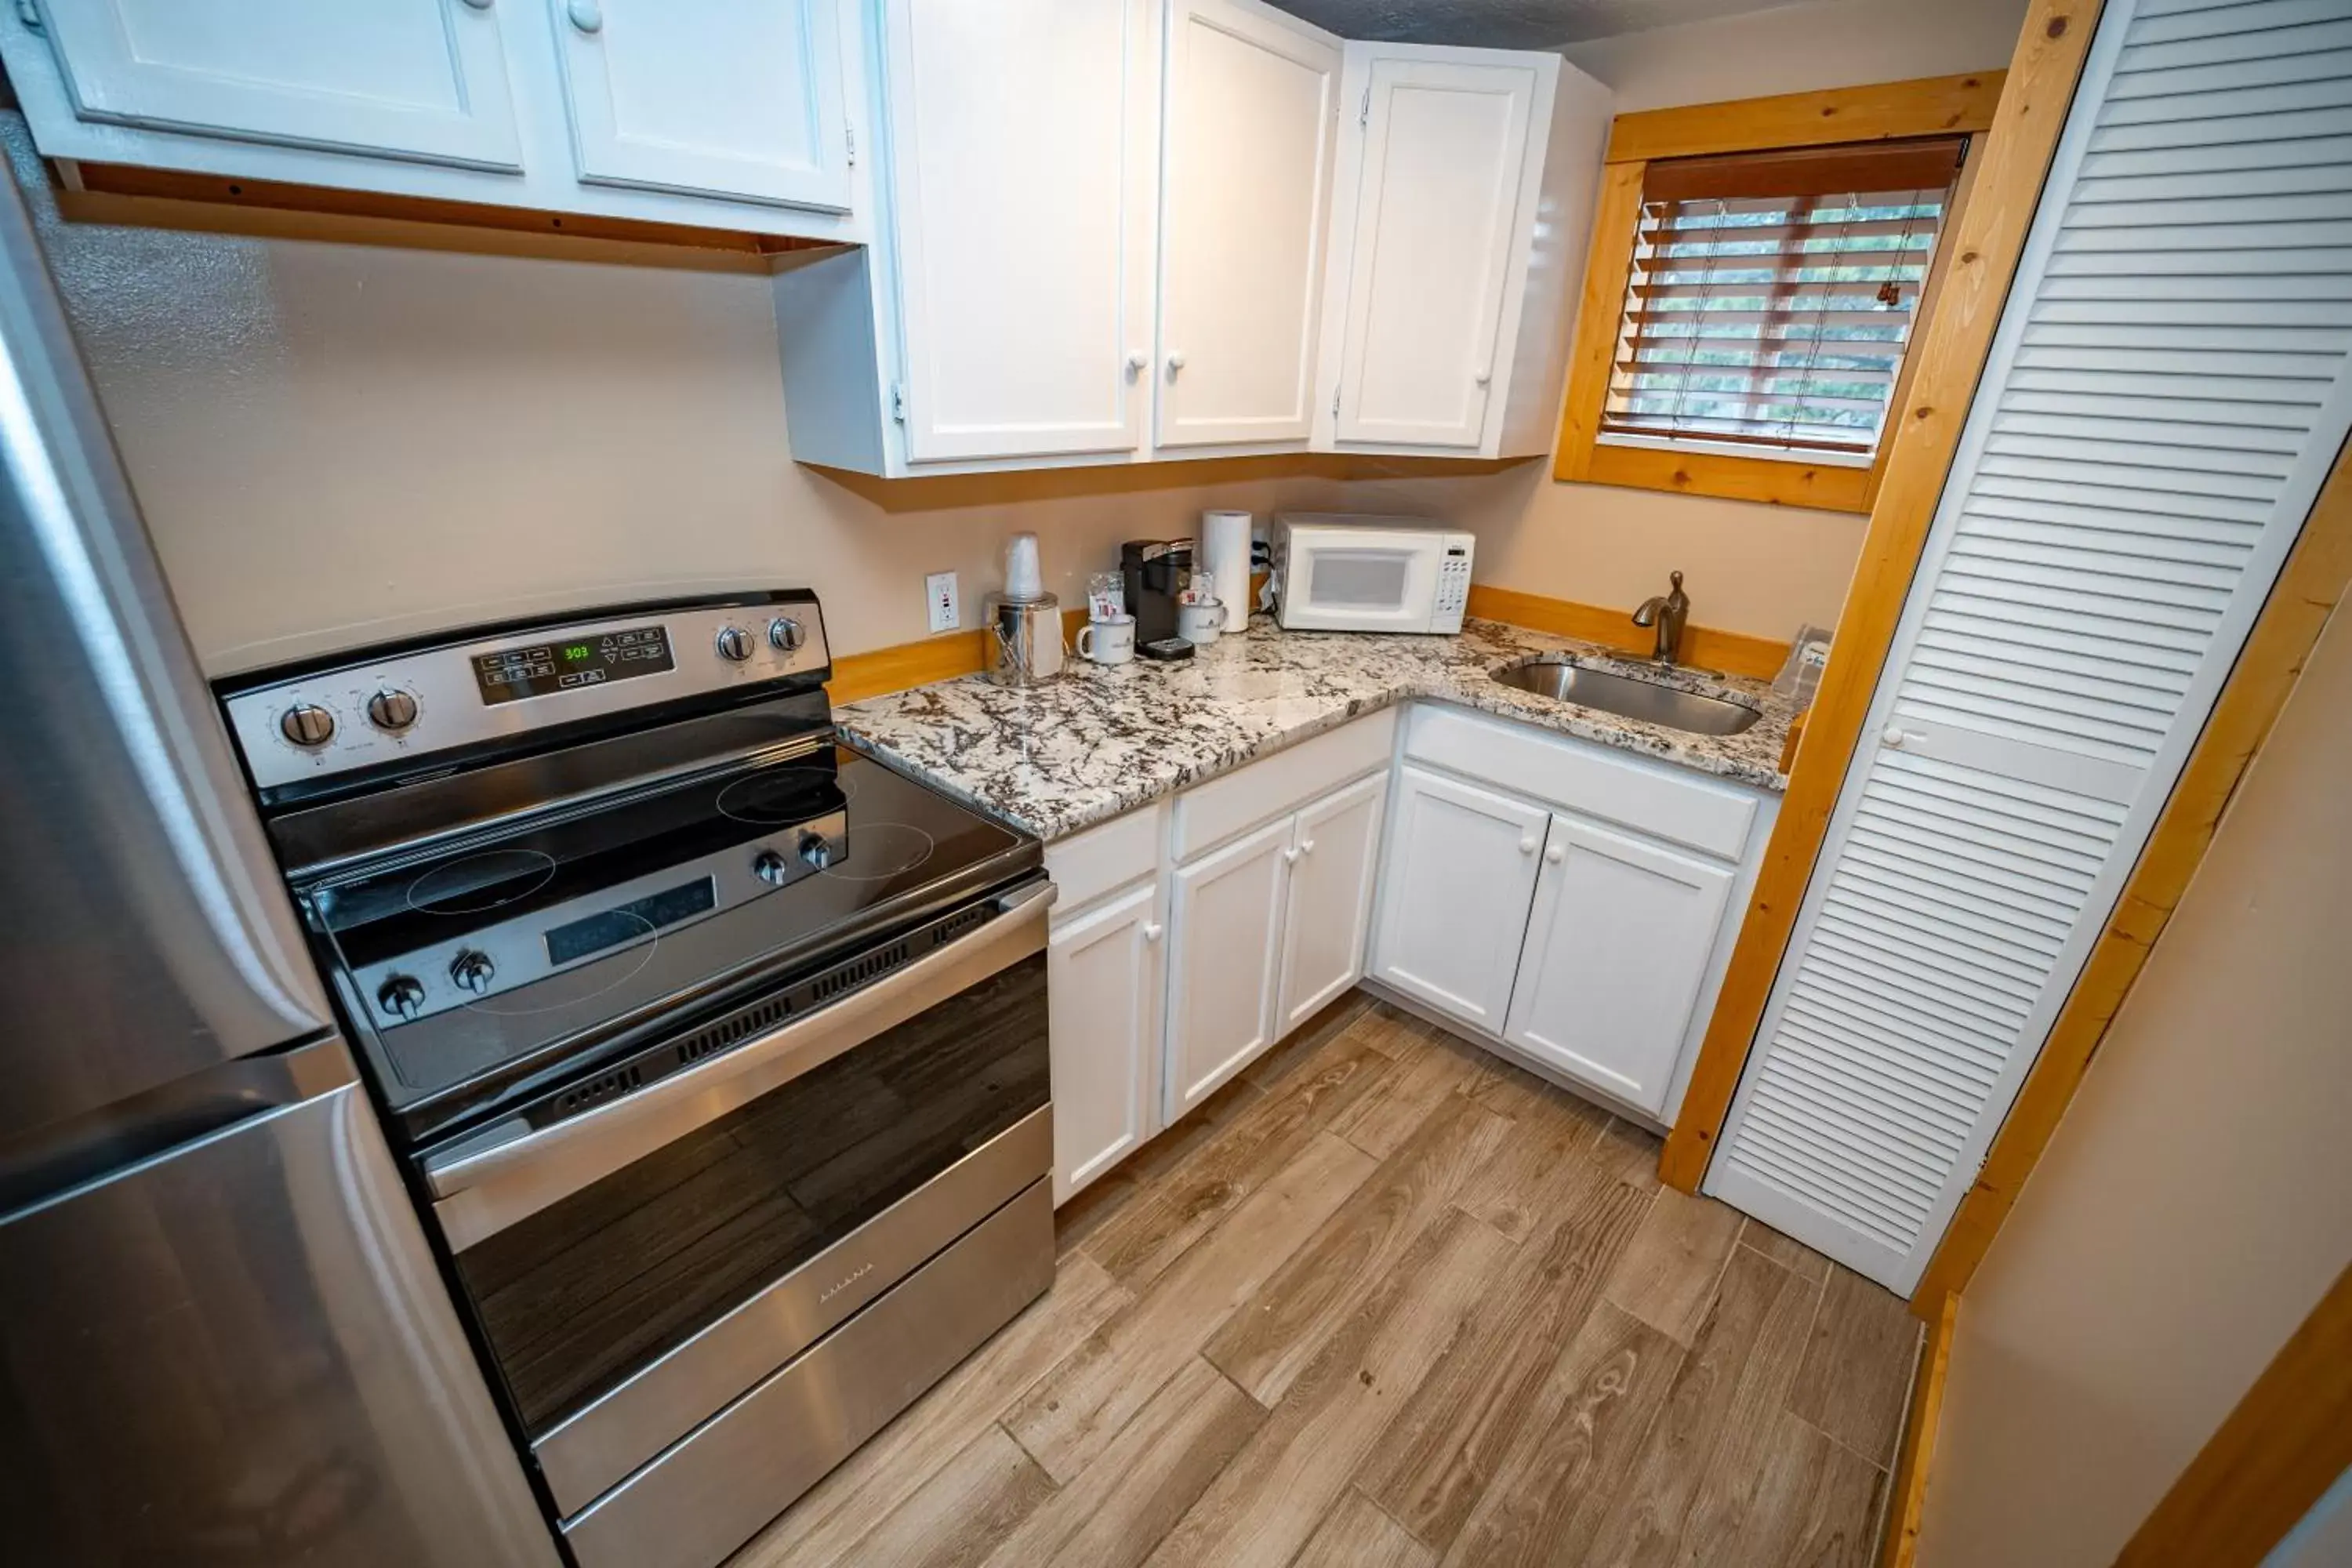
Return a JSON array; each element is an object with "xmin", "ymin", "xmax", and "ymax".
[{"xmin": 837, "ymin": 618, "xmax": 1797, "ymax": 841}]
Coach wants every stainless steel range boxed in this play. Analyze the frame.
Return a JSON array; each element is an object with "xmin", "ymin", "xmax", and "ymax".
[{"xmin": 217, "ymin": 593, "xmax": 1055, "ymax": 1568}]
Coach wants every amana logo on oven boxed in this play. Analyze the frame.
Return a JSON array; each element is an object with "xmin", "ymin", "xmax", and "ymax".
[{"xmin": 819, "ymin": 1261, "xmax": 876, "ymax": 1304}]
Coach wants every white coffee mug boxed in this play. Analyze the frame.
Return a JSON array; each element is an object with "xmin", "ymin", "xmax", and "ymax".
[
  {"xmin": 1176, "ymin": 600, "xmax": 1224, "ymax": 646},
  {"xmin": 1076, "ymin": 614, "xmax": 1136, "ymax": 665}
]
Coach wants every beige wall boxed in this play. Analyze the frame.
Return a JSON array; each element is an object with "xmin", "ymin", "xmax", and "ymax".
[
  {"xmin": 1916, "ymin": 603, "xmax": 2352, "ymax": 1568},
  {"xmin": 9, "ymin": 0, "xmax": 2024, "ymax": 670}
]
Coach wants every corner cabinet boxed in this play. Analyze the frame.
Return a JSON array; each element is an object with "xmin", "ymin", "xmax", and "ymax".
[
  {"xmin": 1370, "ymin": 706, "xmax": 1777, "ymax": 1124},
  {"xmin": 0, "ymin": 0, "xmax": 871, "ymax": 242},
  {"xmin": 775, "ymin": 2, "xmax": 1611, "ymax": 476}
]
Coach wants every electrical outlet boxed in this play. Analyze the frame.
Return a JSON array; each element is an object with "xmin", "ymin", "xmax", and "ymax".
[{"xmin": 924, "ymin": 572, "xmax": 960, "ymax": 633}]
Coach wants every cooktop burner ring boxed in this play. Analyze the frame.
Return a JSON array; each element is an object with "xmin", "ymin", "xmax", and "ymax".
[
  {"xmin": 715, "ymin": 763, "xmax": 856, "ymax": 826},
  {"xmin": 463, "ymin": 913, "xmax": 661, "ymax": 1017},
  {"xmin": 817, "ymin": 821, "xmax": 936, "ymax": 883},
  {"xmin": 406, "ymin": 848, "xmax": 559, "ymax": 916}
]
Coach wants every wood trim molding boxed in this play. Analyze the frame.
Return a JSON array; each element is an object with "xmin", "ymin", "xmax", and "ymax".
[
  {"xmin": 1465, "ymin": 583, "xmax": 1790, "ymax": 680},
  {"xmin": 1878, "ymin": 1291, "xmax": 1958, "ymax": 1568},
  {"xmin": 1557, "ymin": 74, "xmax": 2005, "ymax": 513},
  {"xmin": 2115, "ymin": 1260, "xmax": 2352, "ymax": 1568},
  {"xmin": 1606, "ymin": 71, "xmax": 2008, "ymax": 165},
  {"xmin": 826, "ymin": 608, "xmax": 1091, "ymax": 706},
  {"xmin": 1658, "ymin": 0, "xmax": 2105, "ymax": 1192},
  {"xmin": 59, "ymin": 162, "xmax": 829, "ymax": 263},
  {"xmin": 1911, "ymin": 437, "xmax": 2352, "ymax": 1309}
]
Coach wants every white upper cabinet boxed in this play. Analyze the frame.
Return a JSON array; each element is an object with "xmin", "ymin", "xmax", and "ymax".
[
  {"xmin": 549, "ymin": 0, "xmax": 851, "ymax": 211},
  {"xmin": 883, "ymin": 0, "xmax": 1157, "ymax": 463},
  {"xmin": 34, "ymin": 0, "xmax": 524, "ymax": 169},
  {"xmin": 1330, "ymin": 56, "xmax": 1534, "ymax": 449},
  {"xmin": 1370, "ymin": 764, "xmax": 1549, "ymax": 1031},
  {"xmin": 1503, "ymin": 817, "xmax": 1733, "ymax": 1115},
  {"xmin": 1155, "ymin": 0, "xmax": 1341, "ymax": 451}
]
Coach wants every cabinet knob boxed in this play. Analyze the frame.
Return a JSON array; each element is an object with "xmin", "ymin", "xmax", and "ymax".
[
  {"xmin": 1282, "ymin": 846, "xmax": 1300, "ymax": 865},
  {"xmin": 1882, "ymin": 725, "xmax": 1913, "ymax": 749},
  {"xmin": 1518, "ymin": 835, "xmax": 1537, "ymax": 855},
  {"xmin": 567, "ymin": 0, "xmax": 603, "ymax": 32},
  {"xmin": 1474, "ymin": 368, "xmax": 1492, "ymax": 387},
  {"xmin": 1125, "ymin": 350, "xmax": 1149, "ymax": 374},
  {"xmin": 1299, "ymin": 838, "xmax": 1316, "ymax": 855},
  {"xmin": 1544, "ymin": 844, "xmax": 1564, "ymax": 865},
  {"xmin": 1167, "ymin": 351, "xmax": 1186, "ymax": 376},
  {"xmin": 1143, "ymin": 922, "xmax": 1163, "ymax": 942}
]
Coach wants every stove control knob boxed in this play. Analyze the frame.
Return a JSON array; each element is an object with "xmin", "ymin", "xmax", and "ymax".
[
  {"xmin": 799, "ymin": 831, "xmax": 834, "ymax": 870},
  {"xmin": 713, "ymin": 626, "xmax": 754, "ymax": 662},
  {"xmin": 279, "ymin": 702, "xmax": 336, "ymax": 748},
  {"xmin": 448, "ymin": 949, "xmax": 496, "ymax": 995},
  {"xmin": 366, "ymin": 688, "xmax": 419, "ymax": 732},
  {"xmin": 376, "ymin": 974, "xmax": 426, "ymax": 1022},
  {"xmin": 753, "ymin": 848, "xmax": 791, "ymax": 885},
  {"xmin": 768, "ymin": 616, "xmax": 805, "ymax": 653}
]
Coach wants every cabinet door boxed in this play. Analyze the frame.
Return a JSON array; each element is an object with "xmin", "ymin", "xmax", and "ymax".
[
  {"xmin": 1046, "ymin": 880, "xmax": 1164, "ymax": 1203},
  {"xmin": 1275, "ymin": 771, "xmax": 1385, "ymax": 1035},
  {"xmin": 550, "ymin": 0, "xmax": 851, "ymax": 211},
  {"xmin": 39, "ymin": 0, "xmax": 523, "ymax": 169},
  {"xmin": 1156, "ymin": 0, "xmax": 1340, "ymax": 449},
  {"xmin": 1504, "ymin": 817, "xmax": 1733, "ymax": 1115},
  {"xmin": 1369, "ymin": 764, "xmax": 1547, "ymax": 1030},
  {"xmin": 1164, "ymin": 815, "xmax": 1291, "ymax": 1117},
  {"xmin": 1331, "ymin": 56, "xmax": 1536, "ymax": 449},
  {"xmin": 884, "ymin": 0, "xmax": 1156, "ymax": 463}
]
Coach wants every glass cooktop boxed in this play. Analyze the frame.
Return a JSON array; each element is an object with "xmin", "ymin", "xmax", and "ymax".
[{"xmin": 301, "ymin": 745, "xmax": 1032, "ymax": 1142}]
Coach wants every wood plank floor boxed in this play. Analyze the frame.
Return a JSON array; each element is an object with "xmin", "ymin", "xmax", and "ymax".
[{"xmin": 728, "ymin": 996, "xmax": 1921, "ymax": 1568}]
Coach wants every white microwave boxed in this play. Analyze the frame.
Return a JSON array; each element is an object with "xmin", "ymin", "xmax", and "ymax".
[{"xmin": 1271, "ymin": 514, "xmax": 1474, "ymax": 634}]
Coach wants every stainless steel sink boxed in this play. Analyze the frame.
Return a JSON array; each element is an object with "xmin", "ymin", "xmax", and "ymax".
[{"xmin": 1492, "ymin": 657, "xmax": 1762, "ymax": 735}]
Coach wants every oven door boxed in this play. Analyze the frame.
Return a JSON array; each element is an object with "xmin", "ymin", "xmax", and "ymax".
[
  {"xmin": 1282, "ymin": 528, "xmax": 1442, "ymax": 631},
  {"xmin": 422, "ymin": 880, "xmax": 1052, "ymax": 1526}
]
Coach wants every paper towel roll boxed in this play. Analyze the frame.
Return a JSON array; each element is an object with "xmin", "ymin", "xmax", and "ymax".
[{"xmin": 1201, "ymin": 510, "xmax": 1253, "ymax": 633}]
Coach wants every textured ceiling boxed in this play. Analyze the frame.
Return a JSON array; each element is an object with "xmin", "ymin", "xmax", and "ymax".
[{"xmin": 1266, "ymin": 0, "xmax": 1797, "ymax": 48}]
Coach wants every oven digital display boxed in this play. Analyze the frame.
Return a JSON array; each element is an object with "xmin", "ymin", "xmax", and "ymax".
[
  {"xmin": 543, "ymin": 877, "xmax": 717, "ymax": 967},
  {"xmin": 474, "ymin": 624, "xmax": 675, "ymax": 706}
]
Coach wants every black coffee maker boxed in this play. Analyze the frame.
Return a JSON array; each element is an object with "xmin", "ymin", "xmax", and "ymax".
[{"xmin": 1120, "ymin": 539, "xmax": 1195, "ymax": 661}]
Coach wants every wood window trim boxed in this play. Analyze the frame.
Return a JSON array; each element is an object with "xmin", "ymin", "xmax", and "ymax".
[
  {"xmin": 1553, "ymin": 72, "xmax": 2003, "ymax": 513},
  {"xmin": 1657, "ymin": 2, "xmax": 2100, "ymax": 1193}
]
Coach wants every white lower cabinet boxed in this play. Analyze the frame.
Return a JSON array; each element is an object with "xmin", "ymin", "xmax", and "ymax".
[
  {"xmin": 1502, "ymin": 817, "xmax": 1734, "ymax": 1115},
  {"xmin": 1045, "ymin": 877, "xmax": 1166, "ymax": 1204},
  {"xmin": 1164, "ymin": 815, "xmax": 1294, "ymax": 1119},
  {"xmin": 1369, "ymin": 764, "xmax": 1548, "ymax": 1030},
  {"xmin": 1273, "ymin": 771, "xmax": 1386, "ymax": 1036}
]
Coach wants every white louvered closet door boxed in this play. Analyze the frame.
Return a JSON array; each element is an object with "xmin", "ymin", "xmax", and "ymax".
[{"xmin": 1709, "ymin": 0, "xmax": 2352, "ymax": 1293}]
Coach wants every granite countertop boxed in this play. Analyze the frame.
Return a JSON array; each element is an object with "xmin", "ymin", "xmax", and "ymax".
[{"xmin": 837, "ymin": 617, "xmax": 1798, "ymax": 841}]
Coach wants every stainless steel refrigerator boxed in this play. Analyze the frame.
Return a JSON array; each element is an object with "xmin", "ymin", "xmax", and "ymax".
[{"xmin": 0, "ymin": 172, "xmax": 559, "ymax": 1565}]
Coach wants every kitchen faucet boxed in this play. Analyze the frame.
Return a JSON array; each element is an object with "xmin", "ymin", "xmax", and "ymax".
[{"xmin": 1632, "ymin": 571, "xmax": 1690, "ymax": 665}]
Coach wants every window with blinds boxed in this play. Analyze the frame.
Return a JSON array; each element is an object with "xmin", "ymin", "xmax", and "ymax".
[{"xmin": 1602, "ymin": 137, "xmax": 1968, "ymax": 461}]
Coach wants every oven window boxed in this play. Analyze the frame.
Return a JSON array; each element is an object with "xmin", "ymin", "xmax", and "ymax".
[
  {"xmin": 1308, "ymin": 549, "xmax": 1412, "ymax": 609},
  {"xmin": 450, "ymin": 949, "xmax": 1047, "ymax": 1439}
]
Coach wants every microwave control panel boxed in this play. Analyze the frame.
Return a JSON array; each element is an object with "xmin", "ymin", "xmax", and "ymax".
[{"xmin": 1433, "ymin": 539, "xmax": 1473, "ymax": 633}]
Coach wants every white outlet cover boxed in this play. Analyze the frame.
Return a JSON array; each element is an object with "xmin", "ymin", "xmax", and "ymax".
[{"xmin": 925, "ymin": 571, "xmax": 960, "ymax": 633}]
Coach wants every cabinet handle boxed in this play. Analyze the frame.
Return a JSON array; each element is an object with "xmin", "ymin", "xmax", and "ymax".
[
  {"xmin": 1544, "ymin": 844, "xmax": 1564, "ymax": 865},
  {"xmin": 1143, "ymin": 922, "xmax": 1163, "ymax": 942},
  {"xmin": 567, "ymin": 0, "xmax": 602, "ymax": 30},
  {"xmin": 1473, "ymin": 368, "xmax": 1492, "ymax": 387},
  {"xmin": 1167, "ymin": 351, "xmax": 1186, "ymax": 376},
  {"xmin": 1298, "ymin": 838, "xmax": 1316, "ymax": 855},
  {"xmin": 1282, "ymin": 847, "xmax": 1300, "ymax": 865},
  {"xmin": 1882, "ymin": 725, "xmax": 1914, "ymax": 749},
  {"xmin": 1125, "ymin": 350, "xmax": 1149, "ymax": 375},
  {"xmin": 1518, "ymin": 835, "xmax": 1537, "ymax": 855}
]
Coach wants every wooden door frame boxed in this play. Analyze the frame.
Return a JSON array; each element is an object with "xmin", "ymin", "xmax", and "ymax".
[{"xmin": 1657, "ymin": 0, "xmax": 2107, "ymax": 1192}]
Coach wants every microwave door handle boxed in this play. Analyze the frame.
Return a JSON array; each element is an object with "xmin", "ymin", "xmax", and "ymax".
[{"xmin": 423, "ymin": 880, "xmax": 1055, "ymax": 1251}]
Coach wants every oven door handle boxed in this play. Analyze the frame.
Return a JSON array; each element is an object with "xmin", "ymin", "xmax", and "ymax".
[{"xmin": 423, "ymin": 879, "xmax": 1055, "ymax": 1252}]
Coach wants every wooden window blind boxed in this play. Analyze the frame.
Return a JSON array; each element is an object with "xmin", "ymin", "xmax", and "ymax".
[{"xmin": 1602, "ymin": 137, "xmax": 1967, "ymax": 460}]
